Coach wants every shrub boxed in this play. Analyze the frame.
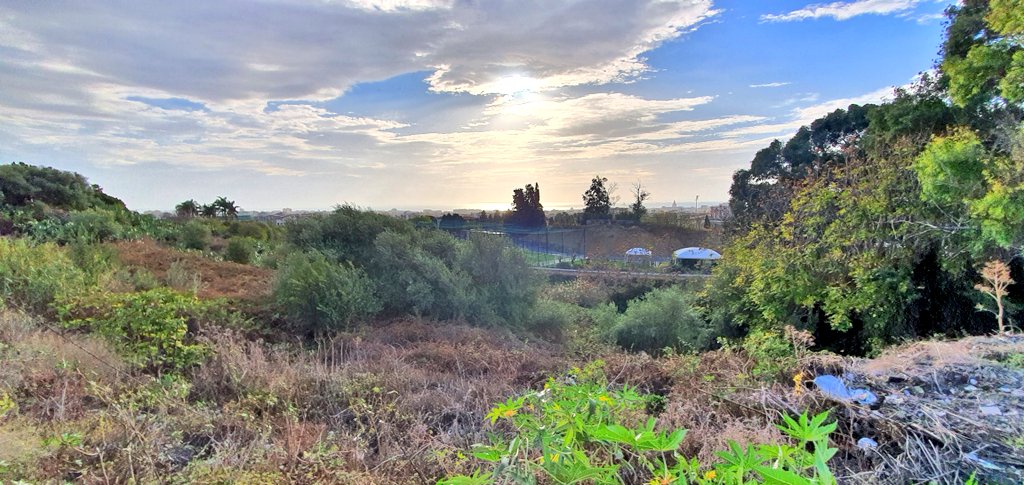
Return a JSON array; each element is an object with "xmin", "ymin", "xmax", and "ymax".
[
  {"xmin": 286, "ymin": 205, "xmax": 412, "ymax": 264},
  {"xmin": 274, "ymin": 251, "xmax": 381, "ymax": 331},
  {"xmin": 742, "ymin": 329, "xmax": 800, "ymax": 380},
  {"xmin": 371, "ymin": 230, "xmax": 472, "ymax": 320},
  {"xmin": 443, "ymin": 364, "xmax": 838, "ymax": 484},
  {"xmin": 56, "ymin": 289, "xmax": 211, "ymax": 372},
  {"xmin": 544, "ymin": 278, "xmax": 609, "ymax": 308},
  {"xmin": 224, "ymin": 237, "xmax": 256, "ymax": 264},
  {"xmin": 229, "ymin": 221, "xmax": 271, "ymax": 240},
  {"xmin": 178, "ymin": 221, "xmax": 211, "ymax": 250},
  {"xmin": 459, "ymin": 232, "xmax": 539, "ymax": 325},
  {"xmin": 0, "ymin": 238, "xmax": 87, "ymax": 313},
  {"xmin": 612, "ymin": 286, "xmax": 710, "ymax": 354},
  {"xmin": 165, "ymin": 260, "xmax": 201, "ymax": 294},
  {"xmin": 67, "ymin": 240, "xmax": 118, "ymax": 278},
  {"xmin": 65, "ymin": 209, "xmax": 125, "ymax": 243},
  {"xmin": 524, "ymin": 299, "xmax": 580, "ymax": 339}
]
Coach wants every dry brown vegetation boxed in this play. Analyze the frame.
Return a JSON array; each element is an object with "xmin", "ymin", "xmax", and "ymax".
[
  {"xmin": 4, "ymin": 305, "xmax": 1024, "ymax": 483},
  {"xmin": 110, "ymin": 239, "xmax": 273, "ymax": 301}
]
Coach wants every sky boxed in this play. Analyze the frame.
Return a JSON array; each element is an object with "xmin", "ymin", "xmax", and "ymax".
[{"xmin": 0, "ymin": 0, "xmax": 952, "ymax": 211}]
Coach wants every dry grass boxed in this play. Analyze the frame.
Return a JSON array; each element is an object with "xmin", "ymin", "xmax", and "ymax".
[
  {"xmin": 6, "ymin": 300, "xmax": 1020, "ymax": 483},
  {"xmin": 110, "ymin": 239, "xmax": 273, "ymax": 301}
]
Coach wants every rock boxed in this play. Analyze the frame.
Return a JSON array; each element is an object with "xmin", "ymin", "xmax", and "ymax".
[
  {"xmin": 963, "ymin": 385, "xmax": 979, "ymax": 392},
  {"xmin": 998, "ymin": 386, "xmax": 1013, "ymax": 393},
  {"xmin": 969, "ymin": 378, "xmax": 978, "ymax": 386},
  {"xmin": 856, "ymin": 437, "xmax": 878, "ymax": 449},
  {"xmin": 910, "ymin": 386, "xmax": 925, "ymax": 396},
  {"xmin": 979, "ymin": 406, "xmax": 1002, "ymax": 416}
]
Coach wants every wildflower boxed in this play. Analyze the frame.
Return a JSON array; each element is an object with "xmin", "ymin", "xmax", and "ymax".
[
  {"xmin": 597, "ymin": 395, "xmax": 612, "ymax": 403},
  {"xmin": 703, "ymin": 470, "xmax": 717, "ymax": 480},
  {"xmin": 793, "ymin": 371, "xmax": 805, "ymax": 396},
  {"xmin": 649, "ymin": 473, "xmax": 676, "ymax": 485},
  {"xmin": 501, "ymin": 408, "xmax": 517, "ymax": 419}
]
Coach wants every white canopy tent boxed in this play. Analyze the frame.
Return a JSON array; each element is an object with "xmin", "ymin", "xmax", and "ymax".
[
  {"xmin": 672, "ymin": 247, "xmax": 721, "ymax": 260},
  {"xmin": 625, "ymin": 247, "xmax": 653, "ymax": 256}
]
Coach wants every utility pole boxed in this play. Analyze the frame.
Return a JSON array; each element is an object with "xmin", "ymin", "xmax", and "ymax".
[{"xmin": 695, "ymin": 195, "xmax": 699, "ymax": 209}]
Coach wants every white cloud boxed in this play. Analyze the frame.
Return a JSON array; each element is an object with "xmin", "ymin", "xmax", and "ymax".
[
  {"xmin": 0, "ymin": 1, "xmax": 718, "ymax": 102},
  {"xmin": 761, "ymin": 0, "xmax": 920, "ymax": 22},
  {"xmin": 790, "ymin": 85, "xmax": 895, "ymax": 122},
  {"xmin": 749, "ymin": 82, "xmax": 791, "ymax": 88}
]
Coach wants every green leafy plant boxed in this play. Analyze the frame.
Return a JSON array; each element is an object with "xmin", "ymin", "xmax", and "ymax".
[
  {"xmin": 274, "ymin": 250, "xmax": 381, "ymax": 331},
  {"xmin": 442, "ymin": 363, "xmax": 838, "ymax": 484},
  {"xmin": 0, "ymin": 238, "xmax": 88, "ymax": 313},
  {"xmin": 57, "ymin": 288, "xmax": 212, "ymax": 372},
  {"xmin": 224, "ymin": 237, "xmax": 256, "ymax": 264}
]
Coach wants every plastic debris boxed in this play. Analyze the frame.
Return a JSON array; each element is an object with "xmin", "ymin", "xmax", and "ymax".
[
  {"xmin": 857, "ymin": 437, "xmax": 878, "ymax": 449},
  {"xmin": 979, "ymin": 405, "xmax": 1002, "ymax": 416},
  {"xmin": 812, "ymin": 375, "xmax": 880, "ymax": 407}
]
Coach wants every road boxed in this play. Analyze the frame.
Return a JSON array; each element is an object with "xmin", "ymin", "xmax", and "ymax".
[{"xmin": 532, "ymin": 267, "xmax": 711, "ymax": 280}]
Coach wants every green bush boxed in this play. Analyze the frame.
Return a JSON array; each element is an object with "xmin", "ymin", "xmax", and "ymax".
[
  {"xmin": 179, "ymin": 221, "xmax": 212, "ymax": 250},
  {"xmin": 443, "ymin": 363, "xmax": 838, "ymax": 484},
  {"xmin": 287, "ymin": 205, "xmax": 412, "ymax": 264},
  {"xmin": 742, "ymin": 329, "xmax": 800, "ymax": 380},
  {"xmin": 0, "ymin": 238, "xmax": 87, "ymax": 313},
  {"xmin": 228, "ymin": 221, "xmax": 270, "ymax": 241},
  {"xmin": 459, "ymin": 233, "xmax": 539, "ymax": 325},
  {"xmin": 525, "ymin": 299, "xmax": 580, "ymax": 339},
  {"xmin": 66, "ymin": 209, "xmax": 125, "ymax": 243},
  {"xmin": 56, "ymin": 289, "xmax": 211, "ymax": 372},
  {"xmin": 612, "ymin": 286, "xmax": 710, "ymax": 354},
  {"xmin": 274, "ymin": 251, "xmax": 381, "ymax": 331},
  {"xmin": 371, "ymin": 230, "xmax": 472, "ymax": 320},
  {"xmin": 224, "ymin": 237, "xmax": 256, "ymax": 264}
]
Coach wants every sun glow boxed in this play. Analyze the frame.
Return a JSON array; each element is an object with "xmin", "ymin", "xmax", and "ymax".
[{"xmin": 489, "ymin": 74, "xmax": 542, "ymax": 95}]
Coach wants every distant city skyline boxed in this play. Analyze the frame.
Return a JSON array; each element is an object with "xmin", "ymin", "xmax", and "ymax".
[{"xmin": 0, "ymin": 1, "xmax": 951, "ymax": 211}]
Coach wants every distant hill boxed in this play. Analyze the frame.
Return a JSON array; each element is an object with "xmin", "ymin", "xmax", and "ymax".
[{"xmin": 0, "ymin": 162, "xmax": 126, "ymax": 212}]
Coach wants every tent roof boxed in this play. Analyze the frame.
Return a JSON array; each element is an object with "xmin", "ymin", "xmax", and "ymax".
[{"xmin": 673, "ymin": 247, "xmax": 721, "ymax": 260}]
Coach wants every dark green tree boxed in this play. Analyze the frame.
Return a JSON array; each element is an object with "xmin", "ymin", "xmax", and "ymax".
[
  {"xmin": 509, "ymin": 183, "xmax": 545, "ymax": 228},
  {"xmin": 175, "ymin": 199, "xmax": 199, "ymax": 219},
  {"xmin": 582, "ymin": 176, "xmax": 611, "ymax": 220},
  {"xmin": 629, "ymin": 180, "xmax": 650, "ymax": 221}
]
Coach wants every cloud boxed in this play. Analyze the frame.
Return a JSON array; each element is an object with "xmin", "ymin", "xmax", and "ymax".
[
  {"xmin": 761, "ymin": 0, "xmax": 920, "ymax": 22},
  {"xmin": 749, "ymin": 82, "xmax": 791, "ymax": 88},
  {"xmin": 0, "ymin": 1, "xmax": 718, "ymax": 103},
  {"xmin": 790, "ymin": 85, "xmax": 894, "ymax": 122}
]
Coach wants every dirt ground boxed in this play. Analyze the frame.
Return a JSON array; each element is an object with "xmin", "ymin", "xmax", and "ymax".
[{"xmin": 110, "ymin": 239, "xmax": 273, "ymax": 301}]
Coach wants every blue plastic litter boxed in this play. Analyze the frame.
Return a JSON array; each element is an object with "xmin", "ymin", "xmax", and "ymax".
[
  {"xmin": 812, "ymin": 375, "xmax": 879, "ymax": 406},
  {"xmin": 856, "ymin": 437, "xmax": 878, "ymax": 449}
]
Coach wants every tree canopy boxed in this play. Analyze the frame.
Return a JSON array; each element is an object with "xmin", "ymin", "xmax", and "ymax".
[
  {"xmin": 508, "ymin": 183, "xmax": 545, "ymax": 228},
  {"xmin": 582, "ymin": 175, "xmax": 612, "ymax": 220},
  {"xmin": 712, "ymin": 0, "xmax": 1024, "ymax": 353}
]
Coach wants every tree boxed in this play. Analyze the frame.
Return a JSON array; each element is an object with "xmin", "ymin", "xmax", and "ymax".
[
  {"xmin": 582, "ymin": 176, "xmax": 611, "ymax": 220},
  {"xmin": 175, "ymin": 199, "xmax": 199, "ymax": 219},
  {"xmin": 976, "ymin": 259, "xmax": 1015, "ymax": 334},
  {"xmin": 941, "ymin": 0, "xmax": 1024, "ymax": 107},
  {"xmin": 439, "ymin": 213, "xmax": 466, "ymax": 229},
  {"xmin": 213, "ymin": 196, "xmax": 239, "ymax": 219},
  {"xmin": 200, "ymin": 204, "xmax": 218, "ymax": 218},
  {"xmin": 509, "ymin": 183, "xmax": 545, "ymax": 228},
  {"xmin": 630, "ymin": 180, "xmax": 650, "ymax": 221},
  {"xmin": 728, "ymin": 105, "xmax": 875, "ymax": 232}
]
